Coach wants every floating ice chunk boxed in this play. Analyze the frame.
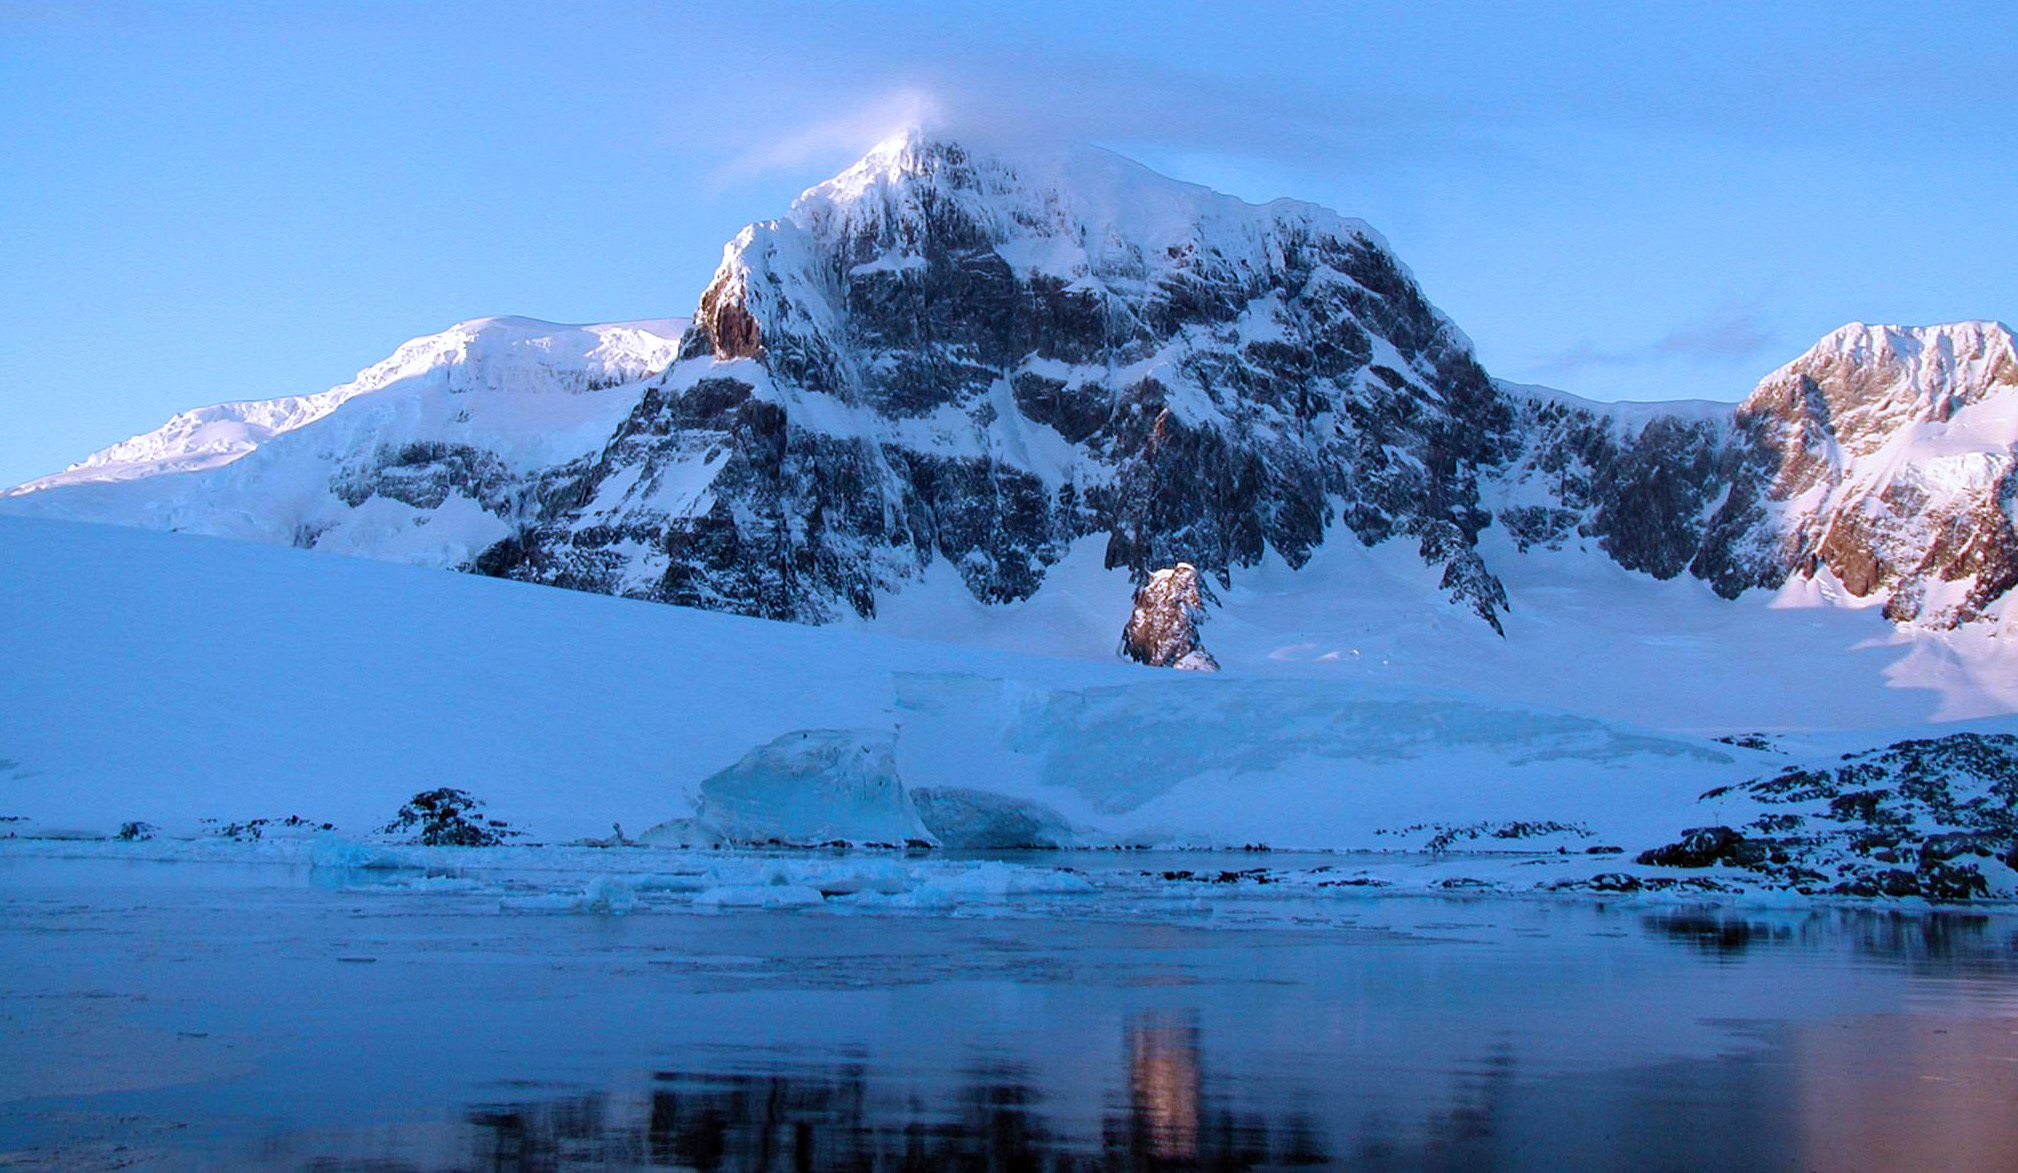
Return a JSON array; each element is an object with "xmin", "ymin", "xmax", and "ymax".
[
  {"xmin": 381, "ymin": 874, "xmax": 482, "ymax": 892},
  {"xmin": 836, "ymin": 863, "xmax": 1095, "ymax": 911},
  {"xmin": 690, "ymin": 859, "xmax": 832, "ymax": 909},
  {"xmin": 630, "ymin": 872, "xmax": 711, "ymax": 893},
  {"xmin": 577, "ymin": 875, "xmax": 640, "ymax": 913},
  {"xmin": 896, "ymin": 862, "xmax": 1096, "ymax": 906},
  {"xmin": 308, "ymin": 835, "xmax": 414, "ymax": 870},
  {"xmin": 693, "ymin": 729, "xmax": 937, "ymax": 848},
  {"xmin": 636, "ymin": 818, "xmax": 726, "ymax": 848},
  {"xmin": 502, "ymin": 874, "xmax": 641, "ymax": 914},
  {"xmin": 692, "ymin": 883, "xmax": 826, "ymax": 909},
  {"xmin": 793, "ymin": 858, "xmax": 917, "ymax": 896},
  {"xmin": 911, "ymin": 788, "xmax": 1077, "ymax": 849}
]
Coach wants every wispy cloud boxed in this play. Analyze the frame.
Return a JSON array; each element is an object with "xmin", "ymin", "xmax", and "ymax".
[
  {"xmin": 1535, "ymin": 303, "xmax": 1778, "ymax": 377},
  {"xmin": 677, "ymin": 31, "xmax": 1497, "ymax": 199}
]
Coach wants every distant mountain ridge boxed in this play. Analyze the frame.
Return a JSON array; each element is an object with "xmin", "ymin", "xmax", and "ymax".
[
  {"xmin": 1495, "ymin": 319, "xmax": 2018, "ymax": 629},
  {"xmin": 4, "ymin": 131, "xmax": 2013, "ymax": 651}
]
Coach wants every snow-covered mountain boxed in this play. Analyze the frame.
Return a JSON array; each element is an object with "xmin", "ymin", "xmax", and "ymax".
[
  {"xmin": 4, "ymin": 131, "xmax": 2013, "ymax": 668},
  {"xmin": 481, "ymin": 133, "xmax": 1514, "ymax": 626},
  {"xmin": 4, "ymin": 315, "xmax": 686, "ymax": 566}
]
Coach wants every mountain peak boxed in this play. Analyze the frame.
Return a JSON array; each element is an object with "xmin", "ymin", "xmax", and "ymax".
[
  {"xmin": 783, "ymin": 130, "xmax": 1370, "ymax": 263},
  {"xmin": 1748, "ymin": 320, "xmax": 2018, "ymax": 422},
  {"xmin": 1801, "ymin": 319, "xmax": 2015, "ymax": 362}
]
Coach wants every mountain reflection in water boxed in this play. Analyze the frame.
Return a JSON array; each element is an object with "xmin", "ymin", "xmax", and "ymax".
[
  {"xmin": 431, "ymin": 1007, "xmax": 2018, "ymax": 1173},
  {"xmin": 455, "ymin": 1014, "xmax": 1330, "ymax": 1173}
]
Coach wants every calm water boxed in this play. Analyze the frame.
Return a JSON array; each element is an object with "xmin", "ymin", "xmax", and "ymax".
[{"xmin": 3, "ymin": 851, "xmax": 2017, "ymax": 1171}]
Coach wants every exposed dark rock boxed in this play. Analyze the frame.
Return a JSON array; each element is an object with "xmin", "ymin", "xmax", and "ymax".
[
  {"xmin": 1918, "ymin": 862, "xmax": 1991, "ymax": 901},
  {"xmin": 1669, "ymin": 731, "xmax": 2018, "ymax": 900},
  {"xmin": 332, "ymin": 441, "xmax": 517, "ymax": 515},
  {"xmin": 1919, "ymin": 830, "xmax": 2005, "ymax": 863},
  {"xmin": 1636, "ymin": 825, "xmax": 1751, "ymax": 868},
  {"xmin": 1714, "ymin": 733, "xmax": 1781, "ymax": 753},
  {"xmin": 1153, "ymin": 868, "xmax": 1278, "ymax": 885},
  {"xmin": 206, "ymin": 814, "xmax": 335, "ymax": 841},
  {"xmin": 1833, "ymin": 869, "xmax": 1928, "ymax": 899},
  {"xmin": 380, "ymin": 788, "xmax": 521, "ymax": 847},
  {"xmin": 1585, "ymin": 872, "xmax": 1642, "ymax": 892},
  {"xmin": 1726, "ymin": 838, "xmax": 1771, "ymax": 867},
  {"xmin": 1418, "ymin": 819, "xmax": 1590, "ymax": 853}
]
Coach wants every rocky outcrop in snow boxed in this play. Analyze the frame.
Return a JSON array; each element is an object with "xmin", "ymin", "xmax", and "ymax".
[
  {"xmin": 1119, "ymin": 562, "xmax": 1219, "ymax": 670},
  {"xmin": 1627, "ymin": 732, "xmax": 2018, "ymax": 899},
  {"xmin": 1715, "ymin": 322, "xmax": 2018, "ymax": 626}
]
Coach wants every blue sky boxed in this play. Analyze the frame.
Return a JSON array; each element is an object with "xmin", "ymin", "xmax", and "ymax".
[{"xmin": 2, "ymin": 0, "xmax": 2013, "ymax": 487}]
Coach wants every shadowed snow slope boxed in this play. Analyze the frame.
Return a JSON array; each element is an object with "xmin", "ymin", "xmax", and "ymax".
[{"xmin": 5, "ymin": 517, "xmax": 2013, "ymax": 849}]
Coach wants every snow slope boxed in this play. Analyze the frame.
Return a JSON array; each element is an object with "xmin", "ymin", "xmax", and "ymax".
[
  {"xmin": 10, "ymin": 516, "xmax": 2018, "ymax": 904},
  {"xmin": 0, "ymin": 515, "xmax": 1817, "ymax": 850},
  {"xmin": 852, "ymin": 527, "xmax": 2018, "ymax": 728}
]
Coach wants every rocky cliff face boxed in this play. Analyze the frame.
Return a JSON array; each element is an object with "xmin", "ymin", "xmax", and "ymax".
[
  {"xmin": 2, "ymin": 134, "xmax": 2012, "ymax": 643},
  {"xmin": 1717, "ymin": 322, "xmax": 2018, "ymax": 626}
]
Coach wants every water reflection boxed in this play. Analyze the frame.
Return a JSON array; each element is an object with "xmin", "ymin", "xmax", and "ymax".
[
  {"xmin": 277, "ymin": 983, "xmax": 2018, "ymax": 1172},
  {"xmin": 13, "ymin": 858, "xmax": 2018, "ymax": 1173},
  {"xmin": 1641, "ymin": 907, "xmax": 2018, "ymax": 971},
  {"xmin": 366, "ymin": 1010, "xmax": 2018, "ymax": 1173},
  {"xmin": 1788, "ymin": 1014, "xmax": 2018, "ymax": 1170},
  {"xmin": 1125, "ymin": 1012, "xmax": 1201, "ymax": 1161},
  {"xmin": 377, "ymin": 1015, "xmax": 1343, "ymax": 1173}
]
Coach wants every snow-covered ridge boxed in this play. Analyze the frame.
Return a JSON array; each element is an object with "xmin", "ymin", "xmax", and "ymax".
[
  {"xmin": 6, "ymin": 316, "xmax": 686, "ymax": 495},
  {"xmin": 1500, "ymin": 320, "xmax": 2016, "ymax": 441},
  {"xmin": 1495, "ymin": 378, "xmax": 1737, "ymax": 433},
  {"xmin": 1752, "ymin": 320, "xmax": 2016, "ymax": 410},
  {"xmin": 0, "ymin": 315, "xmax": 690, "ymax": 570},
  {"xmin": 787, "ymin": 128, "xmax": 1389, "ymax": 286}
]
